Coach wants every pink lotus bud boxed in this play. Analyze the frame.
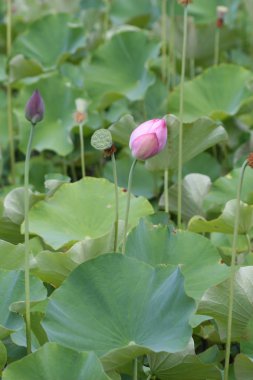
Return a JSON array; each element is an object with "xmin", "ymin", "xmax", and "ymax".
[
  {"xmin": 129, "ymin": 119, "xmax": 167, "ymax": 160},
  {"xmin": 25, "ymin": 89, "xmax": 45, "ymax": 125}
]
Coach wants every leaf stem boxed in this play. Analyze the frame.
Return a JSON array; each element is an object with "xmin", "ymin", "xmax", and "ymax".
[
  {"xmin": 161, "ymin": 0, "xmax": 167, "ymax": 83},
  {"xmin": 246, "ymin": 233, "xmax": 251, "ymax": 255},
  {"xmin": 168, "ymin": 0, "xmax": 176, "ymax": 89},
  {"xmin": 24, "ymin": 124, "xmax": 35, "ymax": 354},
  {"xmin": 214, "ymin": 27, "xmax": 220, "ymax": 65},
  {"xmin": 111, "ymin": 152, "xmax": 119, "ymax": 252},
  {"xmin": 177, "ymin": 5, "xmax": 188, "ymax": 229},
  {"xmin": 164, "ymin": 168, "xmax": 169, "ymax": 214},
  {"xmin": 122, "ymin": 159, "xmax": 137, "ymax": 254},
  {"xmin": 6, "ymin": 0, "xmax": 15, "ymax": 183},
  {"xmin": 133, "ymin": 357, "xmax": 138, "ymax": 380},
  {"xmin": 79, "ymin": 123, "xmax": 85, "ymax": 177},
  {"xmin": 224, "ymin": 159, "xmax": 248, "ymax": 380}
]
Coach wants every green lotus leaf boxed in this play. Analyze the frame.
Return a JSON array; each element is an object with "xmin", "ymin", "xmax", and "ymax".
[
  {"xmin": 110, "ymin": 0, "xmax": 153, "ymax": 25},
  {"xmin": 43, "ymin": 254, "xmax": 196, "ymax": 371},
  {"xmin": 26, "ymin": 177, "xmax": 153, "ymax": 250},
  {"xmin": 148, "ymin": 350, "xmax": 222, "ymax": 380},
  {"xmin": 83, "ymin": 30, "xmax": 159, "ymax": 108},
  {"xmin": 0, "ymin": 340, "xmax": 7, "ymax": 375},
  {"xmin": 12, "ymin": 14, "xmax": 86, "ymax": 70},
  {"xmin": 125, "ymin": 220, "xmax": 229, "ymax": 300},
  {"xmin": 168, "ymin": 65, "xmax": 253, "ymax": 123},
  {"xmin": 234, "ymin": 354, "xmax": 253, "ymax": 380},
  {"xmin": 198, "ymin": 266, "xmax": 253, "ymax": 340},
  {"xmin": 0, "ymin": 270, "xmax": 46, "ymax": 339},
  {"xmin": 145, "ymin": 116, "xmax": 228, "ymax": 171},
  {"xmin": 2, "ymin": 343, "xmax": 111, "ymax": 380},
  {"xmin": 188, "ymin": 200, "xmax": 253, "ymax": 234},
  {"xmin": 15, "ymin": 73, "xmax": 80, "ymax": 156},
  {"xmin": 203, "ymin": 167, "xmax": 253, "ymax": 216},
  {"xmin": 160, "ymin": 174, "xmax": 211, "ymax": 222},
  {"xmin": 0, "ymin": 240, "xmax": 25, "ymax": 270}
]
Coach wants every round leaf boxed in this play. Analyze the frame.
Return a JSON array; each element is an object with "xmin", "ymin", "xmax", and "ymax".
[
  {"xmin": 43, "ymin": 254, "xmax": 195, "ymax": 370},
  {"xmin": 2, "ymin": 343, "xmax": 110, "ymax": 380}
]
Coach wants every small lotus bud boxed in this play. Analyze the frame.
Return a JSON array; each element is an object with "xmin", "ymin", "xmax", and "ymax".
[
  {"xmin": 178, "ymin": 0, "xmax": 192, "ymax": 6},
  {"xmin": 216, "ymin": 5, "xmax": 228, "ymax": 28},
  {"xmin": 129, "ymin": 119, "xmax": 167, "ymax": 160},
  {"xmin": 247, "ymin": 153, "xmax": 253, "ymax": 169},
  {"xmin": 25, "ymin": 89, "xmax": 45, "ymax": 125},
  {"xmin": 74, "ymin": 98, "xmax": 88, "ymax": 124}
]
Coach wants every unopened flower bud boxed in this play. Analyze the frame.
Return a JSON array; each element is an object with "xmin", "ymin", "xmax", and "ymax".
[
  {"xmin": 216, "ymin": 6, "xmax": 228, "ymax": 28},
  {"xmin": 74, "ymin": 98, "xmax": 88, "ymax": 124},
  {"xmin": 129, "ymin": 119, "xmax": 167, "ymax": 160},
  {"xmin": 25, "ymin": 89, "xmax": 45, "ymax": 125},
  {"xmin": 178, "ymin": 0, "xmax": 192, "ymax": 6}
]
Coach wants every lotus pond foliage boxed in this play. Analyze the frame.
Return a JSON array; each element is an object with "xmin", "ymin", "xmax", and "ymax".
[{"xmin": 1, "ymin": 0, "xmax": 253, "ymax": 379}]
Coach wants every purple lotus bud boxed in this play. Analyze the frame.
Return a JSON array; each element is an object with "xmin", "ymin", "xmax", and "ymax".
[
  {"xmin": 129, "ymin": 119, "xmax": 167, "ymax": 160},
  {"xmin": 25, "ymin": 89, "xmax": 45, "ymax": 125}
]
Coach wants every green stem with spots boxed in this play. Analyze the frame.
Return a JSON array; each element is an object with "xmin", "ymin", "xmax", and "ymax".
[
  {"xmin": 122, "ymin": 159, "xmax": 137, "ymax": 254},
  {"xmin": 168, "ymin": 0, "xmax": 176, "ymax": 89},
  {"xmin": 214, "ymin": 27, "xmax": 220, "ymax": 65},
  {"xmin": 6, "ymin": 0, "xmax": 15, "ymax": 183},
  {"xmin": 164, "ymin": 168, "xmax": 169, "ymax": 214},
  {"xmin": 111, "ymin": 152, "xmax": 119, "ymax": 252},
  {"xmin": 24, "ymin": 124, "xmax": 35, "ymax": 354},
  {"xmin": 224, "ymin": 159, "xmax": 248, "ymax": 380},
  {"xmin": 133, "ymin": 357, "xmax": 138, "ymax": 380},
  {"xmin": 79, "ymin": 123, "xmax": 85, "ymax": 177},
  {"xmin": 177, "ymin": 5, "xmax": 188, "ymax": 229},
  {"xmin": 161, "ymin": 0, "xmax": 167, "ymax": 83}
]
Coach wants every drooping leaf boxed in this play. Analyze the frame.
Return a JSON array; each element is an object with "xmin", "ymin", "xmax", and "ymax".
[
  {"xmin": 125, "ymin": 220, "xmax": 229, "ymax": 300},
  {"xmin": 145, "ymin": 116, "xmax": 228, "ymax": 171},
  {"xmin": 188, "ymin": 200, "xmax": 253, "ymax": 234},
  {"xmin": 198, "ymin": 267, "xmax": 253, "ymax": 340},
  {"xmin": 2, "ymin": 343, "xmax": 111, "ymax": 380},
  {"xmin": 160, "ymin": 174, "xmax": 211, "ymax": 222},
  {"xmin": 43, "ymin": 254, "xmax": 196, "ymax": 371},
  {"xmin": 234, "ymin": 354, "xmax": 253, "ymax": 380}
]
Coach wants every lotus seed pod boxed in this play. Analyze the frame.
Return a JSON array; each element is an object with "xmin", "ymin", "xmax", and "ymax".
[{"xmin": 91, "ymin": 129, "xmax": 113, "ymax": 151}]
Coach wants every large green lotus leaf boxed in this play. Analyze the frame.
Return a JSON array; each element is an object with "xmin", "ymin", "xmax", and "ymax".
[
  {"xmin": 0, "ymin": 270, "xmax": 46, "ymax": 339},
  {"xmin": 198, "ymin": 267, "xmax": 253, "ymax": 341},
  {"xmin": 15, "ymin": 73, "xmax": 80, "ymax": 156},
  {"xmin": 27, "ymin": 177, "xmax": 153, "ymax": 250},
  {"xmin": 203, "ymin": 167, "xmax": 253, "ymax": 216},
  {"xmin": 145, "ymin": 116, "xmax": 228, "ymax": 171},
  {"xmin": 160, "ymin": 174, "xmax": 211, "ymax": 222},
  {"xmin": 0, "ymin": 340, "xmax": 7, "ymax": 375},
  {"xmin": 110, "ymin": 0, "xmax": 152, "ymax": 25},
  {"xmin": 234, "ymin": 354, "xmax": 253, "ymax": 380},
  {"xmin": 188, "ymin": 200, "xmax": 253, "ymax": 234},
  {"xmin": 0, "ymin": 217, "xmax": 23, "ymax": 244},
  {"xmin": 147, "ymin": 351, "xmax": 222, "ymax": 380},
  {"xmin": 12, "ymin": 14, "xmax": 85, "ymax": 70},
  {"xmin": 43, "ymin": 254, "xmax": 195, "ymax": 370},
  {"xmin": 83, "ymin": 30, "xmax": 159, "ymax": 108},
  {"xmin": 168, "ymin": 65, "xmax": 253, "ymax": 123},
  {"xmin": 9, "ymin": 55, "xmax": 43, "ymax": 83},
  {"xmin": 125, "ymin": 220, "xmax": 229, "ymax": 300},
  {"xmin": 109, "ymin": 114, "xmax": 136, "ymax": 146},
  {"xmin": 2, "ymin": 343, "xmax": 111, "ymax": 380}
]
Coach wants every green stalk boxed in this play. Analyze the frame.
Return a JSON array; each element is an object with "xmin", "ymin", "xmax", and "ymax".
[
  {"xmin": 168, "ymin": 0, "xmax": 176, "ymax": 89},
  {"xmin": 161, "ymin": 0, "xmax": 167, "ymax": 83},
  {"xmin": 246, "ymin": 233, "xmax": 251, "ymax": 255},
  {"xmin": 224, "ymin": 159, "xmax": 248, "ymax": 380},
  {"xmin": 189, "ymin": 57, "xmax": 195, "ymax": 79},
  {"xmin": 6, "ymin": 0, "xmax": 15, "ymax": 183},
  {"xmin": 122, "ymin": 159, "xmax": 137, "ymax": 254},
  {"xmin": 133, "ymin": 357, "xmax": 138, "ymax": 380},
  {"xmin": 24, "ymin": 124, "xmax": 35, "ymax": 354},
  {"xmin": 111, "ymin": 152, "xmax": 119, "ymax": 252},
  {"xmin": 177, "ymin": 5, "xmax": 188, "ymax": 229},
  {"xmin": 79, "ymin": 124, "xmax": 85, "ymax": 177},
  {"xmin": 214, "ymin": 27, "xmax": 220, "ymax": 65},
  {"xmin": 164, "ymin": 168, "xmax": 169, "ymax": 214}
]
